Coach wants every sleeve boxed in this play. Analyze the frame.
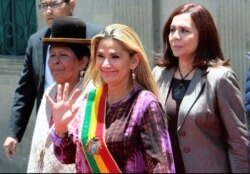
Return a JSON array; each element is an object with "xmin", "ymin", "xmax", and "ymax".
[
  {"xmin": 216, "ymin": 69, "xmax": 249, "ymax": 173},
  {"xmin": 8, "ymin": 36, "xmax": 37, "ymax": 142},
  {"xmin": 139, "ymin": 93, "xmax": 175, "ymax": 173},
  {"xmin": 50, "ymin": 130, "xmax": 76, "ymax": 164}
]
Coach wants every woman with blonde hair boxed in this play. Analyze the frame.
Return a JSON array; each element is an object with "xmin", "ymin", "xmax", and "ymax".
[{"xmin": 47, "ymin": 23, "xmax": 175, "ymax": 173}]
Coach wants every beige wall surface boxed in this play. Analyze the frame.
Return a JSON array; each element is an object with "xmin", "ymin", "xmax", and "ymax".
[
  {"xmin": 161, "ymin": 0, "xmax": 250, "ymax": 96},
  {"xmin": 1, "ymin": 0, "xmax": 250, "ymax": 172}
]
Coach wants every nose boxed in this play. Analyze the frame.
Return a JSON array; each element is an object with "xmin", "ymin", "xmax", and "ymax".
[
  {"xmin": 45, "ymin": 6, "xmax": 52, "ymax": 12},
  {"xmin": 102, "ymin": 58, "xmax": 111, "ymax": 67},
  {"xmin": 50, "ymin": 57, "xmax": 60, "ymax": 65},
  {"xmin": 172, "ymin": 30, "xmax": 180, "ymax": 39}
]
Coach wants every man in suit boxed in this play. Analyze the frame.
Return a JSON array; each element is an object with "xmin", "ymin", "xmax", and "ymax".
[{"xmin": 3, "ymin": 0, "xmax": 102, "ymax": 160}]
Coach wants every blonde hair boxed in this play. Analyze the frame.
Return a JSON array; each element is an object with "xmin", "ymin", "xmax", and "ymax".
[{"xmin": 83, "ymin": 24, "xmax": 159, "ymax": 97}]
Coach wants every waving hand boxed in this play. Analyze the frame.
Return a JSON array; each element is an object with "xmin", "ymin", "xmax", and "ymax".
[{"xmin": 46, "ymin": 83, "xmax": 81, "ymax": 137}]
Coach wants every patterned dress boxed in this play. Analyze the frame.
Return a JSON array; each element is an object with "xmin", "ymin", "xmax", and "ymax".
[{"xmin": 51, "ymin": 86, "xmax": 175, "ymax": 173}]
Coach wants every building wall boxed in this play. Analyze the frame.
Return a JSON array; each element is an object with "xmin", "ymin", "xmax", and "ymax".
[
  {"xmin": 0, "ymin": 0, "xmax": 250, "ymax": 172},
  {"xmin": 161, "ymin": 0, "xmax": 250, "ymax": 96}
]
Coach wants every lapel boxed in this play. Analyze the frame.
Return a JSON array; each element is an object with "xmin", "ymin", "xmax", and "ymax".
[
  {"xmin": 41, "ymin": 28, "xmax": 51, "ymax": 77},
  {"xmin": 177, "ymin": 68, "xmax": 208, "ymax": 131},
  {"xmin": 159, "ymin": 68, "xmax": 175, "ymax": 112},
  {"xmin": 37, "ymin": 28, "xmax": 51, "ymax": 92}
]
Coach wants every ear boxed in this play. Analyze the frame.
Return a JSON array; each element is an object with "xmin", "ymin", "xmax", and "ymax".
[
  {"xmin": 130, "ymin": 53, "xmax": 140, "ymax": 70},
  {"xmin": 79, "ymin": 56, "xmax": 89, "ymax": 71},
  {"xmin": 68, "ymin": 0, "xmax": 75, "ymax": 13}
]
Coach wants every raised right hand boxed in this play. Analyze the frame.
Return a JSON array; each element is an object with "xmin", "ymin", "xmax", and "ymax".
[{"xmin": 46, "ymin": 82, "xmax": 81, "ymax": 137}]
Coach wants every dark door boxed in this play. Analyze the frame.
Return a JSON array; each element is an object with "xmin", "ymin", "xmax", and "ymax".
[{"xmin": 0, "ymin": 0, "xmax": 37, "ymax": 55}]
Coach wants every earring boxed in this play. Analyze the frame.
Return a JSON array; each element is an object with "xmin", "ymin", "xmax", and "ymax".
[
  {"xmin": 132, "ymin": 69, "xmax": 136, "ymax": 80},
  {"xmin": 79, "ymin": 70, "xmax": 85, "ymax": 80}
]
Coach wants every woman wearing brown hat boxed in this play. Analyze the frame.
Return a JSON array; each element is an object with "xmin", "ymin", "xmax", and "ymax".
[{"xmin": 27, "ymin": 16, "xmax": 93, "ymax": 173}]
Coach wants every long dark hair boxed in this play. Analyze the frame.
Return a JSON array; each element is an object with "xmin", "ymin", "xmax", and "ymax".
[{"xmin": 155, "ymin": 3, "xmax": 229, "ymax": 69}]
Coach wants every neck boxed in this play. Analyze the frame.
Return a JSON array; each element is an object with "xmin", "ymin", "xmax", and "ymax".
[
  {"xmin": 60, "ymin": 78, "xmax": 80, "ymax": 96},
  {"xmin": 178, "ymin": 57, "xmax": 194, "ymax": 72},
  {"xmin": 107, "ymin": 83, "xmax": 133, "ymax": 106},
  {"xmin": 176, "ymin": 58, "xmax": 195, "ymax": 80}
]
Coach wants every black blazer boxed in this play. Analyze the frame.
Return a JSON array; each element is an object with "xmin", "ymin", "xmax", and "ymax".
[
  {"xmin": 8, "ymin": 22, "xmax": 103, "ymax": 142},
  {"xmin": 8, "ymin": 28, "xmax": 50, "ymax": 142}
]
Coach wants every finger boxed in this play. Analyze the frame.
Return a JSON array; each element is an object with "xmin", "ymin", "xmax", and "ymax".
[
  {"xmin": 71, "ymin": 106, "xmax": 79, "ymax": 118},
  {"xmin": 65, "ymin": 105, "xmax": 80, "ymax": 124},
  {"xmin": 9, "ymin": 148, "xmax": 16, "ymax": 159},
  {"xmin": 57, "ymin": 84, "xmax": 62, "ymax": 102},
  {"xmin": 10, "ymin": 143, "xmax": 16, "ymax": 153},
  {"xmin": 68, "ymin": 89, "xmax": 81, "ymax": 106},
  {"xmin": 63, "ymin": 83, "xmax": 69, "ymax": 101},
  {"xmin": 5, "ymin": 148, "xmax": 13, "ymax": 160}
]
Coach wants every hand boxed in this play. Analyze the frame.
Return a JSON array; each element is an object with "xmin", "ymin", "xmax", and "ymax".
[
  {"xmin": 3, "ymin": 137, "xmax": 18, "ymax": 160},
  {"xmin": 46, "ymin": 82, "xmax": 81, "ymax": 137}
]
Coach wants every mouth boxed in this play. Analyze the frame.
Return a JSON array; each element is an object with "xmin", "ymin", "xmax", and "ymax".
[
  {"xmin": 101, "ymin": 69, "xmax": 116, "ymax": 77},
  {"xmin": 172, "ymin": 45, "xmax": 183, "ymax": 50},
  {"xmin": 52, "ymin": 68, "xmax": 64, "ymax": 74},
  {"xmin": 47, "ymin": 16, "xmax": 55, "ymax": 21}
]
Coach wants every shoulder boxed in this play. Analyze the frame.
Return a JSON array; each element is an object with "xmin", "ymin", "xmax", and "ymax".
[
  {"xmin": 138, "ymin": 90, "xmax": 158, "ymax": 100},
  {"xmin": 29, "ymin": 27, "xmax": 48, "ymax": 40},
  {"xmin": 43, "ymin": 83, "xmax": 57, "ymax": 95},
  {"xmin": 152, "ymin": 66, "xmax": 167, "ymax": 80},
  {"xmin": 152, "ymin": 66, "xmax": 166, "ymax": 75},
  {"xmin": 207, "ymin": 66, "xmax": 237, "ymax": 81},
  {"xmin": 206, "ymin": 66, "xmax": 241, "ymax": 91},
  {"xmin": 133, "ymin": 90, "xmax": 164, "ymax": 121},
  {"xmin": 136, "ymin": 90, "xmax": 161, "ymax": 108},
  {"xmin": 85, "ymin": 22, "xmax": 104, "ymax": 38}
]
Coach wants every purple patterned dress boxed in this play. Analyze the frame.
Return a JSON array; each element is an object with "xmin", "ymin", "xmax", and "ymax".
[{"xmin": 51, "ymin": 86, "xmax": 175, "ymax": 173}]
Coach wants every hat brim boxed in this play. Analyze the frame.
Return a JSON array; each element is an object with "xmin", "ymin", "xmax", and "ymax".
[{"xmin": 42, "ymin": 38, "xmax": 91, "ymax": 45}]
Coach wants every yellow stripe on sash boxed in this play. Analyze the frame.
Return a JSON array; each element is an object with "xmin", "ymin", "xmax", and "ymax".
[{"xmin": 82, "ymin": 85, "xmax": 121, "ymax": 173}]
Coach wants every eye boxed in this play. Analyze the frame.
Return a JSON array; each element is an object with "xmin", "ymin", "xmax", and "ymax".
[
  {"xmin": 59, "ymin": 54, "xmax": 69, "ymax": 60},
  {"xmin": 111, "ymin": 54, "xmax": 120, "ymax": 59},
  {"xmin": 50, "ymin": 54, "xmax": 56, "ymax": 59},
  {"xmin": 181, "ymin": 27, "xmax": 190, "ymax": 33},
  {"xmin": 50, "ymin": 1, "xmax": 61, "ymax": 8},
  {"xmin": 39, "ymin": 3, "xmax": 49, "ymax": 9},
  {"xmin": 170, "ymin": 27, "xmax": 175, "ymax": 33},
  {"xmin": 96, "ymin": 53, "xmax": 105, "ymax": 59}
]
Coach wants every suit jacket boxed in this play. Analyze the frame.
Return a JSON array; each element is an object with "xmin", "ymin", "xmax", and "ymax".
[
  {"xmin": 8, "ymin": 22, "xmax": 103, "ymax": 142},
  {"xmin": 152, "ymin": 65, "xmax": 249, "ymax": 173}
]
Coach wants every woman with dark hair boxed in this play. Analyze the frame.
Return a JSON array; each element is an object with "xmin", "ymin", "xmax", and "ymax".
[
  {"xmin": 27, "ymin": 16, "xmax": 92, "ymax": 173},
  {"xmin": 153, "ymin": 3, "xmax": 249, "ymax": 173}
]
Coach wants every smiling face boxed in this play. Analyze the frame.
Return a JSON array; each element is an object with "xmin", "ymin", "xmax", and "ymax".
[
  {"xmin": 48, "ymin": 45, "xmax": 86, "ymax": 86},
  {"xmin": 169, "ymin": 13, "xmax": 199, "ymax": 61},
  {"xmin": 95, "ymin": 38, "xmax": 138, "ymax": 88}
]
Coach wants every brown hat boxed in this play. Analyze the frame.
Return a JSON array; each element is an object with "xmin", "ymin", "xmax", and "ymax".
[{"xmin": 43, "ymin": 16, "xmax": 91, "ymax": 45}]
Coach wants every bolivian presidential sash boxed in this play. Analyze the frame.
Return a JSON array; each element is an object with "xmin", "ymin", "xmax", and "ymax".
[{"xmin": 81, "ymin": 85, "xmax": 121, "ymax": 173}]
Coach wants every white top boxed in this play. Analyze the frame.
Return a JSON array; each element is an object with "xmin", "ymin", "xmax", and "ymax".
[{"xmin": 44, "ymin": 45, "xmax": 54, "ymax": 90}]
